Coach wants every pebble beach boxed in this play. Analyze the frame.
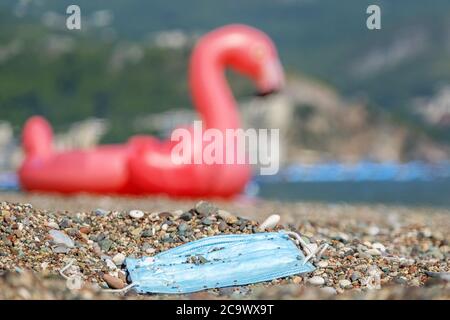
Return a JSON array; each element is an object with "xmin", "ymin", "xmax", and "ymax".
[{"xmin": 0, "ymin": 192, "xmax": 449, "ymax": 299}]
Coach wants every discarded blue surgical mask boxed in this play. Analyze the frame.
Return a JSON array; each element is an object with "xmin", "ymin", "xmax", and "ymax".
[{"xmin": 125, "ymin": 231, "xmax": 315, "ymax": 294}]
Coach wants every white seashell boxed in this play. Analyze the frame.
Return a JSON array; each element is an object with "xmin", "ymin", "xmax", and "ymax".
[
  {"xmin": 308, "ymin": 276, "xmax": 325, "ymax": 286},
  {"xmin": 259, "ymin": 214, "xmax": 280, "ymax": 231},
  {"xmin": 129, "ymin": 210, "xmax": 144, "ymax": 219}
]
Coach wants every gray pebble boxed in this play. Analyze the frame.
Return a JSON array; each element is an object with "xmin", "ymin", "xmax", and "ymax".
[
  {"xmin": 98, "ymin": 238, "xmax": 113, "ymax": 252},
  {"xmin": 179, "ymin": 212, "xmax": 193, "ymax": 221},
  {"xmin": 351, "ymin": 271, "xmax": 362, "ymax": 282},
  {"xmin": 141, "ymin": 229, "xmax": 154, "ymax": 237},
  {"xmin": 218, "ymin": 221, "xmax": 227, "ymax": 231},
  {"xmin": 94, "ymin": 208, "xmax": 109, "ymax": 216},
  {"xmin": 52, "ymin": 245, "xmax": 70, "ymax": 254},
  {"xmin": 366, "ymin": 248, "xmax": 382, "ymax": 256},
  {"xmin": 195, "ymin": 201, "xmax": 218, "ymax": 217},
  {"xmin": 178, "ymin": 223, "xmax": 189, "ymax": 234},
  {"xmin": 59, "ymin": 218, "xmax": 71, "ymax": 229},
  {"xmin": 201, "ymin": 217, "xmax": 213, "ymax": 226}
]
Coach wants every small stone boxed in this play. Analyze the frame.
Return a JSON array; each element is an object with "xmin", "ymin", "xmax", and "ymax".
[
  {"xmin": 218, "ymin": 221, "xmax": 227, "ymax": 232},
  {"xmin": 171, "ymin": 210, "xmax": 183, "ymax": 217},
  {"xmin": 94, "ymin": 208, "xmax": 109, "ymax": 216},
  {"xmin": 351, "ymin": 271, "xmax": 362, "ymax": 282},
  {"xmin": 105, "ymin": 259, "xmax": 117, "ymax": 270},
  {"xmin": 292, "ymin": 276, "xmax": 302, "ymax": 284},
  {"xmin": 201, "ymin": 217, "xmax": 213, "ymax": 226},
  {"xmin": 99, "ymin": 239, "xmax": 113, "ymax": 252},
  {"xmin": 93, "ymin": 243, "xmax": 102, "ymax": 256},
  {"xmin": 59, "ymin": 218, "xmax": 71, "ymax": 229},
  {"xmin": 48, "ymin": 230, "xmax": 74, "ymax": 248},
  {"xmin": 331, "ymin": 232, "xmax": 349, "ymax": 243},
  {"xmin": 103, "ymin": 274, "xmax": 125, "ymax": 289},
  {"xmin": 217, "ymin": 209, "xmax": 232, "ymax": 220},
  {"xmin": 52, "ymin": 246, "xmax": 70, "ymax": 254},
  {"xmin": 195, "ymin": 201, "xmax": 218, "ymax": 217},
  {"xmin": 112, "ymin": 253, "xmax": 126, "ymax": 266},
  {"xmin": 372, "ymin": 242, "xmax": 386, "ymax": 253},
  {"xmin": 308, "ymin": 276, "xmax": 325, "ymax": 286},
  {"xmin": 158, "ymin": 212, "xmax": 172, "ymax": 219},
  {"xmin": 399, "ymin": 258, "xmax": 414, "ymax": 267},
  {"xmin": 141, "ymin": 228, "xmax": 154, "ymax": 237},
  {"xmin": 225, "ymin": 215, "xmax": 238, "ymax": 225},
  {"xmin": 79, "ymin": 226, "xmax": 91, "ymax": 234},
  {"xmin": 317, "ymin": 260, "xmax": 328, "ymax": 268},
  {"xmin": 131, "ymin": 227, "xmax": 142, "ymax": 238},
  {"xmin": 129, "ymin": 210, "xmax": 144, "ymax": 219},
  {"xmin": 178, "ymin": 223, "xmax": 189, "ymax": 234},
  {"xmin": 218, "ymin": 287, "xmax": 236, "ymax": 296},
  {"xmin": 179, "ymin": 212, "xmax": 193, "ymax": 221},
  {"xmin": 339, "ymin": 279, "xmax": 352, "ymax": 289},
  {"xmin": 366, "ymin": 248, "xmax": 381, "ymax": 256},
  {"xmin": 47, "ymin": 221, "xmax": 60, "ymax": 229},
  {"xmin": 363, "ymin": 241, "xmax": 372, "ymax": 248},
  {"xmin": 359, "ymin": 252, "xmax": 371, "ymax": 259}
]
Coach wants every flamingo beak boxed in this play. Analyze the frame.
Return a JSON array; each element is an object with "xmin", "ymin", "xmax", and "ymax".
[{"xmin": 256, "ymin": 58, "xmax": 285, "ymax": 96}]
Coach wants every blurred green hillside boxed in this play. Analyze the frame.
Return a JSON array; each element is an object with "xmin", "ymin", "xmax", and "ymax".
[{"xmin": 1, "ymin": 0, "xmax": 450, "ymax": 143}]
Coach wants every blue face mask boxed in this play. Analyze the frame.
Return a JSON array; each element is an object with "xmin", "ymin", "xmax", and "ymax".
[{"xmin": 124, "ymin": 231, "xmax": 316, "ymax": 294}]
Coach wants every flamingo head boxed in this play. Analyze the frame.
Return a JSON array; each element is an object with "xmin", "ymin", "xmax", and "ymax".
[{"xmin": 210, "ymin": 24, "xmax": 285, "ymax": 96}]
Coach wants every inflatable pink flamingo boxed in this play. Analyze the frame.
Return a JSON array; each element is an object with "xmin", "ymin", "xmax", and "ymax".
[{"xmin": 19, "ymin": 24, "xmax": 285, "ymax": 197}]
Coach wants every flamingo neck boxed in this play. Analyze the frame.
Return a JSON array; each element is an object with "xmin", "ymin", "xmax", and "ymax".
[{"xmin": 189, "ymin": 42, "xmax": 241, "ymax": 131}]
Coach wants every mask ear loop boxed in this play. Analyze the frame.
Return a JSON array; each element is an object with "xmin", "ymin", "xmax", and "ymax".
[
  {"xmin": 284, "ymin": 231, "xmax": 313, "ymax": 255},
  {"xmin": 59, "ymin": 258, "xmax": 76, "ymax": 280},
  {"xmin": 284, "ymin": 231, "xmax": 329, "ymax": 265},
  {"xmin": 302, "ymin": 243, "xmax": 329, "ymax": 265},
  {"xmin": 102, "ymin": 283, "xmax": 137, "ymax": 294}
]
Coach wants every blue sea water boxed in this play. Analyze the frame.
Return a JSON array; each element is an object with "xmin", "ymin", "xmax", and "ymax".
[
  {"xmin": 0, "ymin": 172, "xmax": 19, "ymax": 191},
  {"xmin": 2, "ymin": 161, "xmax": 449, "ymax": 207},
  {"xmin": 251, "ymin": 161, "xmax": 450, "ymax": 207}
]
